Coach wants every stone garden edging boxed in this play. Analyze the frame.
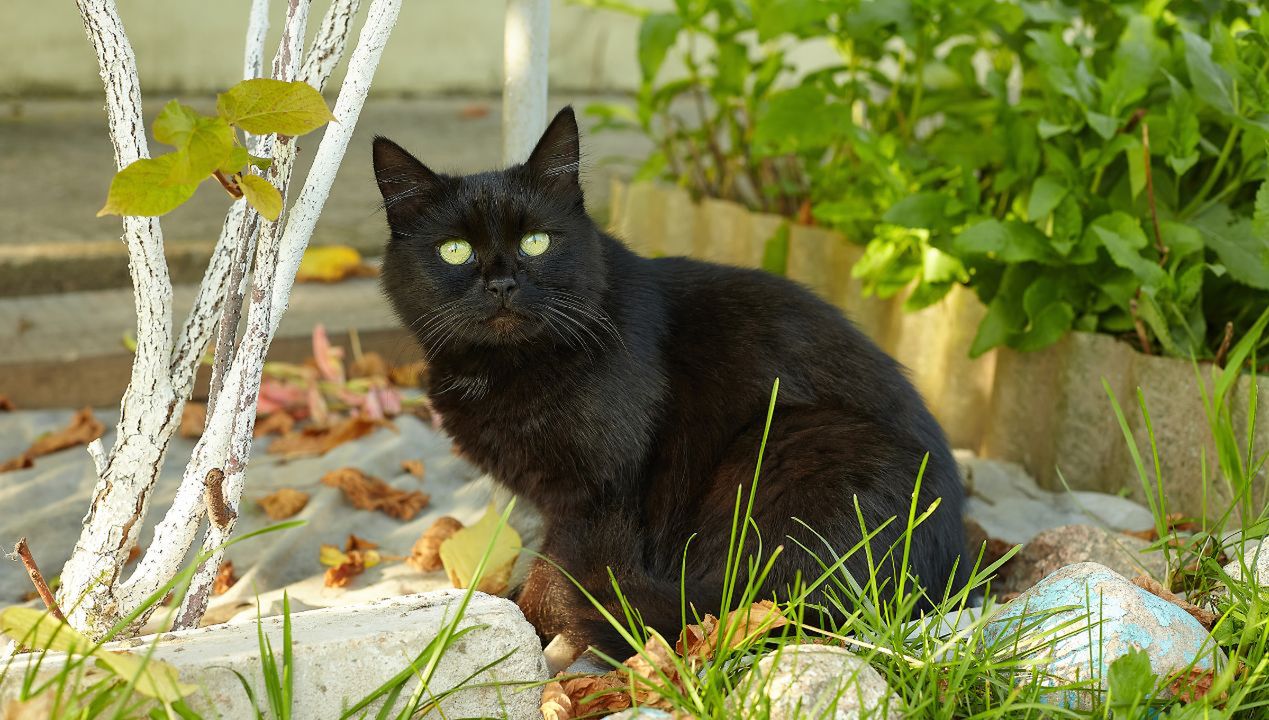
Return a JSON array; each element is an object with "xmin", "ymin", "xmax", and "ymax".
[
  {"xmin": 608, "ymin": 180, "xmax": 1269, "ymax": 517},
  {"xmin": 1, "ymin": 591, "xmax": 548, "ymax": 719}
]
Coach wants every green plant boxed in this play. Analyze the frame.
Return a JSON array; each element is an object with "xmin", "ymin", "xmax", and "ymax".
[
  {"xmin": 97, "ymin": 79, "xmax": 334, "ymax": 221},
  {"xmin": 584, "ymin": 0, "xmax": 1269, "ymax": 360}
]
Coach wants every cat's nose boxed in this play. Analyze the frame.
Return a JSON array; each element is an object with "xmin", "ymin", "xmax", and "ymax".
[{"xmin": 485, "ymin": 277, "xmax": 518, "ymax": 301}]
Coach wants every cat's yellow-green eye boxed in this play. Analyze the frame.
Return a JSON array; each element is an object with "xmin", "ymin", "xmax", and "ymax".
[
  {"xmin": 520, "ymin": 231, "xmax": 550, "ymax": 257},
  {"xmin": 438, "ymin": 239, "xmax": 473, "ymax": 265}
]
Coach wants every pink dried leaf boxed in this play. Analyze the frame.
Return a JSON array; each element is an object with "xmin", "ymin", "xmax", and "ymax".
[{"xmin": 311, "ymin": 324, "xmax": 346, "ymax": 383}]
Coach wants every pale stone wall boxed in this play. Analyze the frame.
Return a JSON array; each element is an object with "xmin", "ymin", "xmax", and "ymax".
[{"xmin": 0, "ymin": 0, "xmax": 642, "ymax": 96}]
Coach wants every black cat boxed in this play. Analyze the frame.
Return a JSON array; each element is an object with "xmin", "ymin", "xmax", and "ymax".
[{"xmin": 373, "ymin": 106, "xmax": 966, "ymax": 658}]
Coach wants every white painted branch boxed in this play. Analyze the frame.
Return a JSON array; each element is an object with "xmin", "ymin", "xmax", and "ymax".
[
  {"xmin": 243, "ymin": 0, "xmax": 271, "ymax": 80},
  {"xmin": 502, "ymin": 0, "xmax": 551, "ymax": 164},
  {"xmin": 122, "ymin": 0, "xmax": 313, "ymax": 623},
  {"xmin": 302, "ymin": 0, "xmax": 361, "ymax": 92},
  {"xmin": 177, "ymin": 0, "xmax": 403, "ymax": 624},
  {"xmin": 60, "ymin": 0, "xmax": 179, "ymax": 640}
]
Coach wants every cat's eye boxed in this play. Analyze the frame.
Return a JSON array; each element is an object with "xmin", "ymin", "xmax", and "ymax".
[
  {"xmin": 438, "ymin": 239, "xmax": 473, "ymax": 265},
  {"xmin": 520, "ymin": 232, "xmax": 550, "ymax": 257}
]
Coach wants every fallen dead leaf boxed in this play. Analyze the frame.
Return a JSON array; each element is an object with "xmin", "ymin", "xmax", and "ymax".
[
  {"xmin": 179, "ymin": 403, "xmax": 206, "ymax": 438},
  {"xmin": 1, "ymin": 407, "xmax": 104, "ymax": 472},
  {"xmin": 539, "ymin": 679, "xmax": 574, "ymax": 720},
  {"xmin": 1168, "ymin": 668, "xmax": 1223, "ymax": 703},
  {"xmin": 561, "ymin": 672, "xmax": 634, "ymax": 715},
  {"xmin": 319, "ymin": 537, "xmax": 382, "ymax": 588},
  {"xmin": 126, "ymin": 546, "xmax": 142, "ymax": 566},
  {"xmin": 0, "ymin": 395, "xmax": 15, "ymax": 412},
  {"xmin": 408, "ymin": 516, "xmax": 463, "ymax": 572},
  {"xmin": 268, "ymin": 416, "xmax": 390, "ymax": 458},
  {"xmin": 438, "ymin": 503, "xmax": 520, "ymax": 595},
  {"xmin": 389, "ymin": 361, "xmax": 427, "ymax": 388},
  {"xmin": 213, "ymin": 561, "xmax": 237, "ymax": 596},
  {"xmin": 296, "ymin": 245, "xmax": 375, "ymax": 283},
  {"xmin": 345, "ymin": 534, "xmax": 379, "ymax": 552},
  {"xmin": 321, "ymin": 467, "xmax": 430, "ymax": 520},
  {"xmin": 1132, "ymin": 575, "xmax": 1217, "ymax": 628},
  {"xmin": 459, "ymin": 103, "xmax": 490, "ymax": 119},
  {"xmin": 350, "ymin": 351, "xmax": 391, "ymax": 380},
  {"xmin": 676, "ymin": 600, "xmax": 789, "ymax": 667},
  {"xmin": 401, "ymin": 459, "xmax": 425, "ymax": 480},
  {"xmin": 253, "ymin": 412, "xmax": 295, "ymax": 438},
  {"xmin": 258, "ymin": 488, "xmax": 310, "ymax": 520}
]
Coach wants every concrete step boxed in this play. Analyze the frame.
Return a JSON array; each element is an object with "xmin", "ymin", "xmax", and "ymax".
[{"xmin": 0, "ymin": 275, "xmax": 421, "ymax": 408}]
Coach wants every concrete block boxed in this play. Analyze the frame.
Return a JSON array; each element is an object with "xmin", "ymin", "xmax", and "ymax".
[{"xmin": 2, "ymin": 591, "xmax": 548, "ymax": 719}]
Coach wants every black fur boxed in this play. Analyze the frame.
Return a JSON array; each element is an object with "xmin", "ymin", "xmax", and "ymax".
[{"xmin": 373, "ymin": 107, "xmax": 967, "ymax": 657}]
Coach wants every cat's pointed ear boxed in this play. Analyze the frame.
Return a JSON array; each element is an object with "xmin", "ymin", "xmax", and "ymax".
[
  {"xmin": 372, "ymin": 136, "xmax": 440, "ymax": 220},
  {"xmin": 526, "ymin": 106, "xmax": 581, "ymax": 192}
]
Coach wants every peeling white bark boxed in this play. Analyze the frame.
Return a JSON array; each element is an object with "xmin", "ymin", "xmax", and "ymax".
[
  {"xmin": 502, "ymin": 0, "xmax": 551, "ymax": 164},
  {"xmin": 61, "ymin": 0, "xmax": 400, "ymax": 639}
]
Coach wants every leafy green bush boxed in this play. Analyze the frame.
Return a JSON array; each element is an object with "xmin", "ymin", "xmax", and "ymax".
[{"xmin": 584, "ymin": 0, "xmax": 1269, "ymax": 359}]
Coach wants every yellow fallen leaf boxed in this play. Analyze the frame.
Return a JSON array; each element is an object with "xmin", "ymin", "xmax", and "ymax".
[
  {"xmin": 0, "ymin": 608, "xmax": 196, "ymax": 703},
  {"xmin": 319, "ymin": 544, "xmax": 350, "ymax": 567},
  {"xmin": 439, "ymin": 503, "xmax": 521, "ymax": 595},
  {"xmin": 296, "ymin": 245, "xmax": 364, "ymax": 283}
]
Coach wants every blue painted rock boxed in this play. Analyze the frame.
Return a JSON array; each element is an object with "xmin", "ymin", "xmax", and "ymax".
[
  {"xmin": 984, "ymin": 562, "xmax": 1223, "ymax": 710},
  {"xmin": 727, "ymin": 645, "xmax": 902, "ymax": 719}
]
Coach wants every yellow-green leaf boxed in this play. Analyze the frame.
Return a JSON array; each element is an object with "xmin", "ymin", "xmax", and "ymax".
[
  {"xmin": 0, "ymin": 607, "xmax": 94, "ymax": 655},
  {"xmin": 154, "ymin": 101, "xmax": 234, "ymax": 184},
  {"xmin": 95, "ymin": 652, "xmax": 198, "ymax": 702},
  {"xmin": 97, "ymin": 155, "xmax": 199, "ymax": 217},
  {"xmin": 319, "ymin": 544, "xmax": 350, "ymax": 567},
  {"xmin": 239, "ymin": 174, "xmax": 283, "ymax": 221},
  {"xmin": 438, "ymin": 502, "xmax": 521, "ymax": 596},
  {"xmin": 218, "ymin": 145, "xmax": 251, "ymax": 174},
  {"xmin": 296, "ymin": 245, "xmax": 364, "ymax": 282},
  {"xmin": 217, "ymin": 79, "xmax": 335, "ymax": 136}
]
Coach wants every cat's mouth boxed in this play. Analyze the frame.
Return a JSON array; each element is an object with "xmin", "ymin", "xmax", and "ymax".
[{"xmin": 486, "ymin": 307, "xmax": 527, "ymax": 334}]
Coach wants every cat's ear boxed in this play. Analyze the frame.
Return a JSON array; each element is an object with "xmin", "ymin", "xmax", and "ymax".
[
  {"xmin": 526, "ymin": 106, "xmax": 581, "ymax": 192},
  {"xmin": 372, "ymin": 136, "xmax": 440, "ymax": 219}
]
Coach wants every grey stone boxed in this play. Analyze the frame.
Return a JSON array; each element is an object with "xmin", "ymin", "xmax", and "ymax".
[
  {"xmin": 729, "ymin": 645, "xmax": 901, "ymax": 720},
  {"xmin": 984, "ymin": 562, "xmax": 1223, "ymax": 710},
  {"xmin": 1221, "ymin": 537, "xmax": 1269, "ymax": 591},
  {"xmin": 962, "ymin": 457, "xmax": 1155, "ymax": 546},
  {"xmin": 604, "ymin": 710, "xmax": 674, "ymax": 720},
  {"xmin": 3, "ymin": 591, "xmax": 549, "ymax": 719},
  {"xmin": 999, "ymin": 524, "xmax": 1167, "ymax": 595}
]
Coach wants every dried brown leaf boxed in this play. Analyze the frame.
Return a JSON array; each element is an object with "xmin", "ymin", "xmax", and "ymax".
[
  {"xmin": 345, "ymin": 534, "xmax": 379, "ymax": 552},
  {"xmin": 408, "ymin": 516, "xmax": 463, "ymax": 572},
  {"xmin": 401, "ymin": 459, "xmax": 425, "ymax": 479},
  {"xmin": 126, "ymin": 545, "xmax": 142, "ymax": 566},
  {"xmin": 389, "ymin": 361, "xmax": 427, "ymax": 388},
  {"xmin": 0, "ymin": 395, "xmax": 15, "ymax": 412},
  {"xmin": 676, "ymin": 600, "xmax": 788, "ymax": 664},
  {"xmin": 1132, "ymin": 575, "xmax": 1218, "ymax": 628},
  {"xmin": 253, "ymin": 412, "xmax": 295, "ymax": 438},
  {"xmin": 258, "ymin": 488, "xmax": 310, "ymax": 520},
  {"xmin": 179, "ymin": 403, "xmax": 206, "ymax": 438},
  {"xmin": 1168, "ymin": 668, "xmax": 1223, "ymax": 703},
  {"xmin": 324, "ymin": 559, "xmax": 364, "ymax": 588},
  {"xmin": 1, "ymin": 407, "xmax": 104, "ymax": 472},
  {"xmin": 540, "ymin": 680, "xmax": 575, "ymax": 720},
  {"xmin": 562, "ymin": 673, "xmax": 634, "ymax": 715},
  {"xmin": 213, "ymin": 561, "xmax": 237, "ymax": 596},
  {"xmin": 268, "ymin": 416, "xmax": 389, "ymax": 457},
  {"xmin": 321, "ymin": 467, "xmax": 430, "ymax": 520},
  {"xmin": 350, "ymin": 352, "xmax": 391, "ymax": 380}
]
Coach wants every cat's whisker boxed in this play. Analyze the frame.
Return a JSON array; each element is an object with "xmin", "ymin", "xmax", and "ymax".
[
  {"xmin": 540, "ymin": 307, "xmax": 596, "ymax": 360},
  {"xmin": 544, "ymin": 304, "xmax": 605, "ymax": 354}
]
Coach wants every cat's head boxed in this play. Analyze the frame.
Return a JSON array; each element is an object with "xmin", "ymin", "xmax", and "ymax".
[{"xmin": 373, "ymin": 106, "xmax": 607, "ymax": 356}]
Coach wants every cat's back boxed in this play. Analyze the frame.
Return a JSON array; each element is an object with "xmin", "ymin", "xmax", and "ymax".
[{"xmin": 633, "ymin": 252, "xmax": 915, "ymax": 413}]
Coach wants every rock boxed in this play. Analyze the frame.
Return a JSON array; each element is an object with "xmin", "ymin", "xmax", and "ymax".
[
  {"xmin": 1219, "ymin": 537, "xmax": 1269, "ymax": 593},
  {"xmin": 604, "ymin": 710, "xmax": 674, "ymax": 719},
  {"xmin": 960, "ymin": 456, "xmax": 1155, "ymax": 546},
  {"xmin": 999, "ymin": 524, "xmax": 1167, "ymax": 594},
  {"xmin": 728, "ymin": 645, "xmax": 901, "ymax": 719},
  {"xmin": 984, "ymin": 562, "xmax": 1223, "ymax": 710},
  {"xmin": 2, "ymin": 590, "xmax": 548, "ymax": 719}
]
